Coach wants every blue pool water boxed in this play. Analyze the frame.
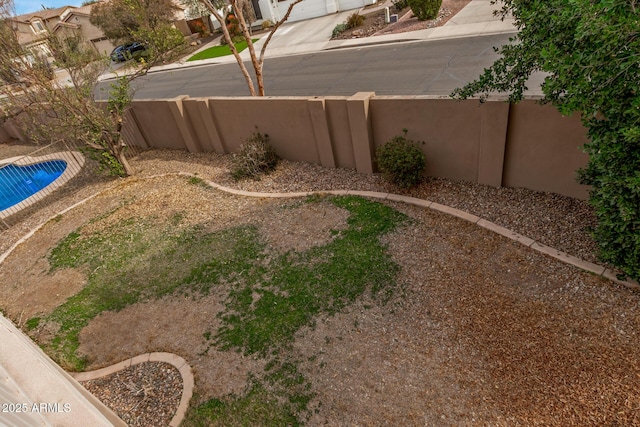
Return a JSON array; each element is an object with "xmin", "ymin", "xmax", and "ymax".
[{"xmin": 0, "ymin": 160, "xmax": 67, "ymax": 210}]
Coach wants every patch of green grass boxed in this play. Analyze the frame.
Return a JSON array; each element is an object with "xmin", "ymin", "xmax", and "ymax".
[
  {"xmin": 184, "ymin": 381, "xmax": 301, "ymax": 427},
  {"xmin": 214, "ymin": 196, "xmax": 406, "ymax": 356},
  {"xmin": 304, "ymin": 193, "xmax": 327, "ymax": 204},
  {"xmin": 187, "ymin": 39, "xmax": 258, "ymax": 61},
  {"xmin": 263, "ymin": 359, "xmax": 313, "ymax": 413},
  {"xmin": 185, "ymin": 358, "xmax": 312, "ymax": 427},
  {"xmin": 45, "ymin": 219, "xmax": 265, "ymax": 371},
  {"xmin": 25, "ymin": 317, "xmax": 40, "ymax": 330},
  {"xmin": 41, "ymin": 194, "xmax": 406, "ymax": 422},
  {"xmin": 187, "ymin": 176, "xmax": 210, "ymax": 189}
]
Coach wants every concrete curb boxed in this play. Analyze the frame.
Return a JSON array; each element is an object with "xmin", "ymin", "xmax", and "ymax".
[
  {"xmin": 2, "ymin": 171, "xmax": 637, "ymax": 294},
  {"xmin": 188, "ymin": 173, "xmax": 639, "ymax": 290},
  {"xmin": 70, "ymin": 352, "xmax": 194, "ymax": 427}
]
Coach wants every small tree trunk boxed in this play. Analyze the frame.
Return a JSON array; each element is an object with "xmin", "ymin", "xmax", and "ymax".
[
  {"xmin": 111, "ymin": 123, "xmax": 135, "ymax": 176},
  {"xmin": 116, "ymin": 149, "xmax": 135, "ymax": 176},
  {"xmin": 203, "ymin": 0, "xmax": 257, "ymax": 95},
  {"xmin": 198, "ymin": 0, "xmax": 304, "ymax": 96},
  {"xmin": 255, "ymin": 0, "xmax": 304, "ymax": 94},
  {"xmin": 232, "ymin": 0, "xmax": 265, "ymax": 95}
]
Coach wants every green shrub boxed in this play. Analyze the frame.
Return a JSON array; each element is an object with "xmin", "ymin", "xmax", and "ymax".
[
  {"xmin": 332, "ymin": 23, "xmax": 348, "ymax": 38},
  {"xmin": 392, "ymin": 0, "xmax": 409, "ymax": 11},
  {"xmin": 231, "ymin": 131, "xmax": 279, "ymax": 181},
  {"xmin": 408, "ymin": 0, "xmax": 442, "ymax": 20},
  {"xmin": 261, "ymin": 20, "xmax": 273, "ymax": 30},
  {"xmin": 578, "ymin": 124, "xmax": 640, "ymax": 281},
  {"xmin": 346, "ymin": 12, "xmax": 366, "ymax": 29},
  {"xmin": 376, "ymin": 130, "xmax": 426, "ymax": 188}
]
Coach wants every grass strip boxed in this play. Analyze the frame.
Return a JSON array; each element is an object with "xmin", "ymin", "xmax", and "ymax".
[{"xmin": 187, "ymin": 39, "xmax": 258, "ymax": 61}]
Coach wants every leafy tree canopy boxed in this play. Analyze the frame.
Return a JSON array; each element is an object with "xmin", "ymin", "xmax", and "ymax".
[
  {"xmin": 452, "ymin": 0, "xmax": 640, "ymax": 280},
  {"xmin": 89, "ymin": 0, "xmax": 180, "ymax": 43}
]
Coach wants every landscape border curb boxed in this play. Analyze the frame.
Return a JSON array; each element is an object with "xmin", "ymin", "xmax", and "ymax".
[{"xmin": 191, "ymin": 173, "xmax": 639, "ymax": 290}]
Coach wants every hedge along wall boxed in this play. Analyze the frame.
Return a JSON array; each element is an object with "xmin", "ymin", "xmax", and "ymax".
[{"xmin": 119, "ymin": 92, "xmax": 590, "ymax": 199}]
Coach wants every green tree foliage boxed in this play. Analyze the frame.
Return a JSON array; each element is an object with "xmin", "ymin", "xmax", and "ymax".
[
  {"xmin": 452, "ymin": 0, "xmax": 640, "ymax": 280},
  {"xmin": 180, "ymin": 0, "xmax": 211, "ymax": 20},
  {"xmin": 407, "ymin": 0, "xmax": 441, "ymax": 21},
  {"xmin": 89, "ymin": 0, "xmax": 180, "ymax": 43}
]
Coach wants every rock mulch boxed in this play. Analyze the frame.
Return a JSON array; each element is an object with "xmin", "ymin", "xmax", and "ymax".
[
  {"xmin": 80, "ymin": 362, "xmax": 182, "ymax": 427},
  {"xmin": 332, "ymin": 0, "xmax": 471, "ymax": 40}
]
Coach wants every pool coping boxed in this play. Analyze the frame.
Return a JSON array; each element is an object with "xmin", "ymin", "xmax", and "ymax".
[{"xmin": 0, "ymin": 151, "xmax": 85, "ymax": 219}]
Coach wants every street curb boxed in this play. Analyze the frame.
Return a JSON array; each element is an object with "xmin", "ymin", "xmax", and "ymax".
[{"xmin": 99, "ymin": 29, "xmax": 518, "ymax": 81}]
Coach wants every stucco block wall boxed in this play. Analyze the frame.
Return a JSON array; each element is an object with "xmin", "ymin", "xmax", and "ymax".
[
  {"xmin": 324, "ymin": 97, "xmax": 357, "ymax": 169},
  {"xmin": 0, "ymin": 94, "xmax": 590, "ymax": 200},
  {"xmin": 207, "ymin": 97, "xmax": 323, "ymax": 164},
  {"xmin": 121, "ymin": 94, "xmax": 589, "ymax": 199},
  {"xmin": 503, "ymin": 100, "xmax": 590, "ymax": 199},
  {"xmin": 369, "ymin": 97, "xmax": 485, "ymax": 182},
  {"xmin": 131, "ymin": 99, "xmax": 186, "ymax": 150}
]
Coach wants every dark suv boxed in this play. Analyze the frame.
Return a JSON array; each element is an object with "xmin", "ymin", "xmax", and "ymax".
[{"xmin": 110, "ymin": 42, "xmax": 146, "ymax": 62}]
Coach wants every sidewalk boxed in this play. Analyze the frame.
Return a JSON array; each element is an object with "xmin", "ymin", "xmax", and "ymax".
[{"xmin": 99, "ymin": 0, "xmax": 516, "ymax": 80}]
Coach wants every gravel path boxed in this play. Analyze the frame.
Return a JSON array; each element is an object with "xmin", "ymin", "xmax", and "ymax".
[{"xmin": 80, "ymin": 362, "xmax": 182, "ymax": 427}]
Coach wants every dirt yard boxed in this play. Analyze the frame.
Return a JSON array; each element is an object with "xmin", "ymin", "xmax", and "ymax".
[
  {"xmin": 1, "ymin": 147, "xmax": 640, "ymax": 426},
  {"xmin": 4, "ymin": 2, "xmax": 636, "ymax": 425}
]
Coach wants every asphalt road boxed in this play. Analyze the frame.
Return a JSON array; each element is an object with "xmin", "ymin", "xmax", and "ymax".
[{"xmin": 96, "ymin": 33, "xmax": 514, "ymax": 99}]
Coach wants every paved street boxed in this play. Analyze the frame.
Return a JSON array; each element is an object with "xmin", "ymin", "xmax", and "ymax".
[
  {"xmin": 93, "ymin": 0, "xmax": 535, "ymax": 99},
  {"xmin": 97, "ymin": 33, "xmax": 513, "ymax": 99}
]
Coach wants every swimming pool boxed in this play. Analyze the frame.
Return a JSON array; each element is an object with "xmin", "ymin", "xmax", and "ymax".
[
  {"xmin": 0, "ymin": 151, "xmax": 85, "ymax": 219},
  {"xmin": 0, "ymin": 160, "xmax": 67, "ymax": 210}
]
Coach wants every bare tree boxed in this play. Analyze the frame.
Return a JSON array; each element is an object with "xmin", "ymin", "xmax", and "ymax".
[
  {"xmin": 0, "ymin": 0, "xmax": 184, "ymax": 176},
  {"xmin": 198, "ymin": 0, "xmax": 303, "ymax": 96}
]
